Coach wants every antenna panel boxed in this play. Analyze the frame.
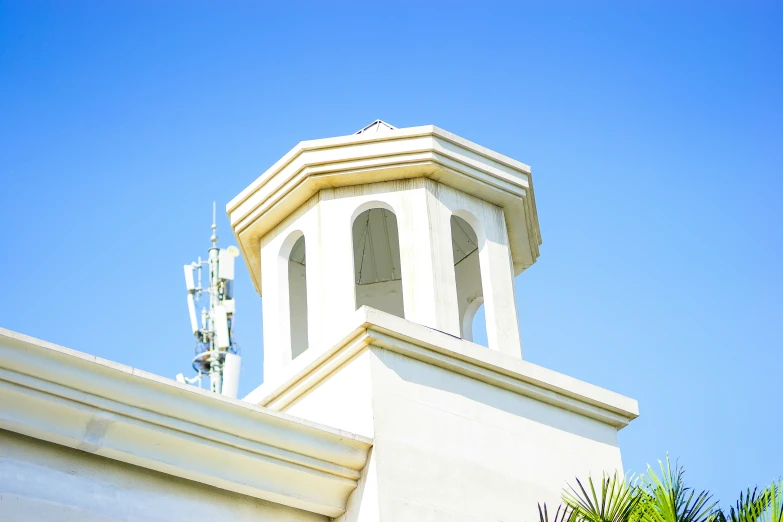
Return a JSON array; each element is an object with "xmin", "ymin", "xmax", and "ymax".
[
  {"xmin": 218, "ymin": 249, "xmax": 235, "ymax": 280},
  {"xmin": 222, "ymin": 353, "xmax": 241, "ymax": 399},
  {"xmin": 214, "ymin": 306, "xmax": 230, "ymax": 348},
  {"xmin": 223, "ymin": 299, "xmax": 235, "ymax": 315},
  {"xmin": 186, "ymin": 294, "xmax": 199, "ymax": 334},
  {"xmin": 184, "ymin": 265, "xmax": 195, "ymax": 292}
]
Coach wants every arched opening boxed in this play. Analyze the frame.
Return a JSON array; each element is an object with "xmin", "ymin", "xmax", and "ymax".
[
  {"xmin": 352, "ymin": 207, "xmax": 405, "ymax": 318},
  {"xmin": 287, "ymin": 235, "xmax": 309, "ymax": 358},
  {"xmin": 451, "ymin": 215, "xmax": 486, "ymax": 345},
  {"xmin": 470, "ymin": 302, "xmax": 488, "ymax": 347}
]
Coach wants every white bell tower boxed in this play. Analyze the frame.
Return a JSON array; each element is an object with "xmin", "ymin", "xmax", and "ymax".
[
  {"xmin": 228, "ymin": 121, "xmax": 637, "ymax": 522},
  {"xmin": 228, "ymin": 121, "xmax": 540, "ymax": 382}
]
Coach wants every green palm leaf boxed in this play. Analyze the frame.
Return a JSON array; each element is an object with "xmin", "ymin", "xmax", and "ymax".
[
  {"xmin": 716, "ymin": 487, "xmax": 771, "ymax": 522},
  {"xmin": 760, "ymin": 480, "xmax": 783, "ymax": 522},
  {"xmin": 563, "ymin": 473, "xmax": 640, "ymax": 522},
  {"xmin": 539, "ymin": 503, "xmax": 577, "ymax": 522},
  {"xmin": 640, "ymin": 456, "xmax": 717, "ymax": 522}
]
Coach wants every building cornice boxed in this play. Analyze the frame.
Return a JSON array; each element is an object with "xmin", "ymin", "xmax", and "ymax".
[
  {"xmin": 0, "ymin": 328, "xmax": 372, "ymax": 517},
  {"xmin": 227, "ymin": 125, "xmax": 542, "ymax": 295},
  {"xmin": 227, "ymin": 126, "xmax": 532, "ymax": 214},
  {"xmin": 246, "ymin": 307, "xmax": 639, "ymax": 429}
]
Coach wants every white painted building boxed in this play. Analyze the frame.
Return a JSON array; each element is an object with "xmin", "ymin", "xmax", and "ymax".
[{"xmin": 0, "ymin": 121, "xmax": 638, "ymax": 521}]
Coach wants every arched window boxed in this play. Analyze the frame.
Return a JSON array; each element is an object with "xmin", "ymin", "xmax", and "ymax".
[
  {"xmin": 470, "ymin": 302, "xmax": 488, "ymax": 347},
  {"xmin": 451, "ymin": 215, "xmax": 487, "ymax": 345},
  {"xmin": 287, "ymin": 235, "xmax": 309, "ymax": 358},
  {"xmin": 352, "ymin": 207, "xmax": 405, "ymax": 319}
]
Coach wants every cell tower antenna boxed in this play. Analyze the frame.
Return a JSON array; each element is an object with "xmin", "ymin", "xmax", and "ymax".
[
  {"xmin": 211, "ymin": 201, "xmax": 217, "ymax": 245},
  {"xmin": 177, "ymin": 203, "xmax": 242, "ymax": 398}
]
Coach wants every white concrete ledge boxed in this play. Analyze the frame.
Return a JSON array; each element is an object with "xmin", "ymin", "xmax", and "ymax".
[
  {"xmin": 246, "ymin": 307, "xmax": 639, "ymax": 428},
  {"xmin": 0, "ymin": 328, "xmax": 373, "ymax": 517}
]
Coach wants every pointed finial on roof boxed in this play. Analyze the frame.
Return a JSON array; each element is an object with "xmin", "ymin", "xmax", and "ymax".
[{"xmin": 355, "ymin": 119, "xmax": 397, "ymax": 135}]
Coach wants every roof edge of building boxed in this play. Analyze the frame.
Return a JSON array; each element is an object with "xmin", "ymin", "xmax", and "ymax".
[{"xmin": 0, "ymin": 327, "xmax": 372, "ymax": 517}]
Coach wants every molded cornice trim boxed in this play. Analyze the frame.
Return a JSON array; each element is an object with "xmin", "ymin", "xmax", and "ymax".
[
  {"xmin": 226, "ymin": 125, "xmax": 542, "ymax": 294},
  {"xmin": 247, "ymin": 307, "xmax": 639, "ymax": 429},
  {"xmin": 0, "ymin": 328, "xmax": 372, "ymax": 517}
]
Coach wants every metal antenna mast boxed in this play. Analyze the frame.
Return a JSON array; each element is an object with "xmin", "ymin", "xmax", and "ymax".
[{"xmin": 177, "ymin": 202, "xmax": 242, "ymax": 398}]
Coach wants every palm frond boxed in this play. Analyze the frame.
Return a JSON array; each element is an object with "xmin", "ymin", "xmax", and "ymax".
[
  {"xmin": 563, "ymin": 473, "xmax": 640, "ymax": 522},
  {"xmin": 760, "ymin": 480, "xmax": 783, "ymax": 522},
  {"xmin": 716, "ymin": 487, "xmax": 772, "ymax": 522},
  {"xmin": 640, "ymin": 455, "xmax": 718, "ymax": 522},
  {"xmin": 539, "ymin": 503, "xmax": 577, "ymax": 522}
]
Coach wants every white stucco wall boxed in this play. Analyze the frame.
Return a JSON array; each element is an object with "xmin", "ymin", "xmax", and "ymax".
[
  {"xmin": 285, "ymin": 350, "xmax": 376, "ymax": 439},
  {"xmin": 0, "ymin": 429, "xmax": 326, "ymax": 522},
  {"xmin": 369, "ymin": 348, "xmax": 624, "ymax": 522},
  {"xmin": 281, "ymin": 343, "xmax": 626, "ymax": 522},
  {"xmin": 271, "ymin": 310, "xmax": 629, "ymax": 522}
]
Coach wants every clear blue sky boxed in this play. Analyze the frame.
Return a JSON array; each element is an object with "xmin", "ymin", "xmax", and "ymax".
[{"xmin": 1, "ymin": 1, "xmax": 781, "ymax": 510}]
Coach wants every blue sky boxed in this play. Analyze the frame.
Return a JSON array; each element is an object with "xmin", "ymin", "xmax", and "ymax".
[{"xmin": 1, "ymin": 1, "xmax": 781, "ymax": 509}]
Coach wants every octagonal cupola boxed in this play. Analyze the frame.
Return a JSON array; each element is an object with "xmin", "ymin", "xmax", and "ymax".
[{"xmin": 227, "ymin": 121, "xmax": 541, "ymax": 382}]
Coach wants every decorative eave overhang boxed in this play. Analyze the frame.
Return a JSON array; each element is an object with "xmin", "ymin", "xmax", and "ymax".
[
  {"xmin": 227, "ymin": 125, "xmax": 542, "ymax": 295},
  {"xmin": 245, "ymin": 307, "xmax": 640, "ymax": 429},
  {"xmin": 0, "ymin": 328, "xmax": 372, "ymax": 518}
]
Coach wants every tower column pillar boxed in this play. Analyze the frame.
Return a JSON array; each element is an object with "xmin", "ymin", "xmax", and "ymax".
[
  {"xmin": 260, "ymin": 235, "xmax": 287, "ymax": 382},
  {"xmin": 477, "ymin": 206, "xmax": 523, "ymax": 358},
  {"xmin": 396, "ymin": 181, "xmax": 461, "ymax": 337},
  {"xmin": 312, "ymin": 191, "xmax": 368, "ymax": 346}
]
